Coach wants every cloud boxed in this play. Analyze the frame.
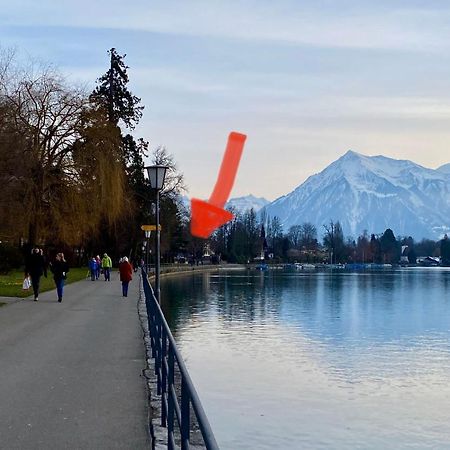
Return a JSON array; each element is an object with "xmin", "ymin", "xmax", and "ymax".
[{"xmin": 3, "ymin": 1, "xmax": 450, "ymax": 51}]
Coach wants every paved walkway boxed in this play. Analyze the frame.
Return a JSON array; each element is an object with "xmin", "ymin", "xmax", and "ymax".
[{"xmin": 0, "ymin": 273, "xmax": 150, "ymax": 449}]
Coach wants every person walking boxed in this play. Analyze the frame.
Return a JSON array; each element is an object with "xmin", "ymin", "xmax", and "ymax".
[
  {"xmin": 102, "ymin": 253, "xmax": 112, "ymax": 281},
  {"xmin": 88, "ymin": 257, "xmax": 98, "ymax": 281},
  {"xmin": 49, "ymin": 252, "xmax": 69, "ymax": 302},
  {"xmin": 25, "ymin": 247, "xmax": 47, "ymax": 302},
  {"xmin": 95, "ymin": 255, "xmax": 101, "ymax": 280},
  {"xmin": 119, "ymin": 257, "xmax": 133, "ymax": 297}
]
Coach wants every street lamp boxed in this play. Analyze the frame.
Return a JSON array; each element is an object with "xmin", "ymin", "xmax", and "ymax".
[{"xmin": 145, "ymin": 165, "xmax": 168, "ymax": 303}]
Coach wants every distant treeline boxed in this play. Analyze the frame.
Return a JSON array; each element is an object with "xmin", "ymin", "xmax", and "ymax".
[{"xmin": 208, "ymin": 210, "xmax": 450, "ymax": 266}]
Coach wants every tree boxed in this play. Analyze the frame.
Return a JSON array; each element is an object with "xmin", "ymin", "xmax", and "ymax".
[
  {"xmin": 89, "ymin": 48, "xmax": 148, "ymax": 258},
  {"xmin": 150, "ymin": 146, "xmax": 185, "ymax": 199},
  {"xmin": 0, "ymin": 85, "xmax": 30, "ymax": 241},
  {"xmin": 267, "ymin": 216, "xmax": 284, "ymax": 259},
  {"xmin": 1, "ymin": 67, "xmax": 89, "ymax": 244},
  {"xmin": 0, "ymin": 59, "xmax": 129, "ymax": 247},
  {"xmin": 323, "ymin": 221, "xmax": 345, "ymax": 263},
  {"xmin": 90, "ymin": 48, "xmax": 143, "ymax": 130},
  {"xmin": 415, "ymin": 239, "xmax": 438, "ymax": 257},
  {"xmin": 441, "ymin": 234, "xmax": 450, "ymax": 266},
  {"xmin": 370, "ymin": 234, "xmax": 381, "ymax": 263},
  {"xmin": 71, "ymin": 107, "xmax": 127, "ymax": 235},
  {"xmin": 380, "ymin": 228, "xmax": 399, "ymax": 264},
  {"xmin": 288, "ymin": 225, "xmax": 302, "ymax": 249},
  {"xmin": 400, "ymin": 236, "xmax": 416, "ymax": 264},
  {"xmin": 356, "ymin": 230, "xmax": 371, "ymax": 263},
  {"xmin": 146, "ymin": 146, "xmax": 186, "ymax": 262},
  {"xmin": 300, "ymin": 222, "xmax": 318, "ymax": 251}
]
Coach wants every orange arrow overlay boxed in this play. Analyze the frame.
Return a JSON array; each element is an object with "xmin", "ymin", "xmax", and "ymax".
[{"xmin": 191, "ymin": 131, "xmax": 247, "ymax": 238}]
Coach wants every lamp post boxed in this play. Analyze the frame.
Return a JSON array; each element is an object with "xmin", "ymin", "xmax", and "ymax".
[{"xmin": 145, "ymin": 165, "xmax": 168, "ymax": 304}]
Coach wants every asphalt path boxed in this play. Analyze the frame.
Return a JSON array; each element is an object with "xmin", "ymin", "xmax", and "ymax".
[{"xmin": 0, "ymin": 272, "xmax": 150, "ymax": 449}]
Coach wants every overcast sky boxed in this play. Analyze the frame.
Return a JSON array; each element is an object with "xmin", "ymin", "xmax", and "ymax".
[{"xmin": 2, "ymin": 0, "xmax": 450, "ymax": 200}]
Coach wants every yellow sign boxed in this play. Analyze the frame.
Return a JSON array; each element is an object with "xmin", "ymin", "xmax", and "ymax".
[{"xmin": 141, "ymin": 225, "xmax": 162, "ymax": 231}]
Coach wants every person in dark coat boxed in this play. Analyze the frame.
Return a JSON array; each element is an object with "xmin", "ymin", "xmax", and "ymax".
[
  {"xmin": 25, "ymin": 247, "xmax": 47, "ymax": 301},
  {"xmin": 49, "ymin": 252, "xmax": 69, "ymax": 303},
  {"xmin": 119, "ymin": 256, "xmax": 133, "ymax": 297}
]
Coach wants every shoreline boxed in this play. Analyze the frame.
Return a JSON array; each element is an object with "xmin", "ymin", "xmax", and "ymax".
[{"xmin": 147, "ymin": 263, "xmax": 245, "ymax": 282}]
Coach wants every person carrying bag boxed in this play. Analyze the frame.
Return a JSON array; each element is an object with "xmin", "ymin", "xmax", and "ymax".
[{"xmin": 25, "ymin": 247, "xmax": 47, "ymax": 301}]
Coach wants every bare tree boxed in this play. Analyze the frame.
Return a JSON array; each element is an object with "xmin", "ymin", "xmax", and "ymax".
[
  {"xmin": 300, "ymin": 222, "xmax": 317, "ymax": 250},
  {"xmin": 288, "ymin": 225, "xmax": 302, "ymax": 249},
  {"xmin": 323, "ymin": 220, "xmax": 344, "ymax": 263},
  {"xmin": 150, "ymin": 145, "xmax": 186, "ymax": 198},
  {"xmin": 0, "ymin": 57, "xmax": 127, "ymax": 245}
]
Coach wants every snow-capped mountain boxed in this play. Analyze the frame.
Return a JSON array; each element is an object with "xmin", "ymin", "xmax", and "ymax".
[
  {"xmin": 180, "ymin": 194, "xmax": 269, "ymax": 214},
  {"xmin": 262, "ymin": 150, "xmax": 450, "ymax": 240},
  {"xmin": 225, "ymin": 195, "xmax": 269, "ymax": 213}
]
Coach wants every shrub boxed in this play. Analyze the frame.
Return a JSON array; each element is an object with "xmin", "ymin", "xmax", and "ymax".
[{"xmin": 0, "ymin": 243, "xmax": 24, "ymax": 273}]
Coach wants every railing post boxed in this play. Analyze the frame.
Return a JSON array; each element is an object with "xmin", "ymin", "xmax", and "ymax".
[
  {"xmin": 181, "ymin": 377, "xmax": 190, "ymax": 450},
  {"xmin": 167, "ymin": 345, "xmax": 175, "ymax": 450},
  {"xmin": 155, "ymin": 321, "xmax": 162, "ymax": 395},
  {"xmin": 161, "ymin": 326, "xmax": 168, "ymax": 427}
]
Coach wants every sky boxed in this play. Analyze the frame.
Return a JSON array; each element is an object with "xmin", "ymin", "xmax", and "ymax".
[{"xmin": 2, "ymin": 0, "xmax": 450, "ymax": 201}]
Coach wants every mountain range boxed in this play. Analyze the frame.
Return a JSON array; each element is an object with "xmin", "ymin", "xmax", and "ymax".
[
  {"xmin": 225, "ymin": 195, "xmax": 269, "ymax": 213},
  {"xmin": 261, "ymin": 151, "xmax": 450, "ymax": 240},
  {"xmin": 180, "ymin": 194, "xmax": 269, "ymax": 214}
]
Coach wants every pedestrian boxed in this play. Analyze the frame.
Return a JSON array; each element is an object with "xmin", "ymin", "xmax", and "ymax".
[
  {"xmin": 95, "ymin": 255, "xmax": 101, "ymax": 280},
  {"xmin": 102, "ymin": 253, "xmax": 112, "ymax": 281},
  {"xmin": 88, "ymin": 257, "xmax": 98, "ymax": 281},
  {"xmin": 25, "ymin": 247, "xmax": 47, "ymax": 301},
  {"xmin": 49, "ymin": 252, "xmax": 69, "ymax": 302},
  {"xmin": 119, "ymin": 256, "xmax": 133, "ymax": 297}
]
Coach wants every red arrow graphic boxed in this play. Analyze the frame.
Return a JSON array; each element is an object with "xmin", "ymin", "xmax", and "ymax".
[{"xmin": 191, "ymin": 131, "xmax": 247, "ymax": 238}]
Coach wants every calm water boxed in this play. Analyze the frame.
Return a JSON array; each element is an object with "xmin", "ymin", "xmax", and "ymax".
[{"xmin": 160, "ymin": 268, "xmax": 450, "ymax": 449}]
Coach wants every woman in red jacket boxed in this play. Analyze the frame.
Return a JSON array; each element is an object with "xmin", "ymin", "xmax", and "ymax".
[{"xmin": 119, "ymin": 256, "xmax": 133, "ymax": 297}]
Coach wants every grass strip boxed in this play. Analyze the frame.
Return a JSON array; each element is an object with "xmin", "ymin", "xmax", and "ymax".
[{"xmin": 0, "ymin": 267, "xmax": 89, "ymax": 298}]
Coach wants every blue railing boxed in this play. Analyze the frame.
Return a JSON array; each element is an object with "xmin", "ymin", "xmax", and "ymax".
[{"xmin": 142, "ymin": 270, "xmax": 219, "ymax": 450}]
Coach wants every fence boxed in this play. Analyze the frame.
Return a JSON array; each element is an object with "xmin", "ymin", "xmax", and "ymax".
[{"xmin": 142, "ymin": 270, "xmax": 219, "ymax": 450}]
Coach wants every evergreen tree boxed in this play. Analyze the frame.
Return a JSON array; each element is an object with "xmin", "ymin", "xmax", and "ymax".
[
  {"xmin": 370, "ymin": 234, "xmax": 381, "ymax": 263},
  {"xmin": 441, "ymin": 234, "xmax": 450, "ymax": 266},
  {"xmin": 90, "ymin": 48, "xmax": 143, "ymax": 130},
  {"xmin": 379, "ymin": 228, "xmax": 399, "ymax": 264},
  {"xmin": 90, "ymin": 48, "xmax": 148, "ymax": 258},
  {"xmin": 416, "ymin": 239, "xmax": 439, "ymax": 257}
]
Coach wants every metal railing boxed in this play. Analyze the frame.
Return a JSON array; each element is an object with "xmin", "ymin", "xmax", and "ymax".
[{"xmin": 142, "ymin": 270, "xmax": 219, "ymax": 450}]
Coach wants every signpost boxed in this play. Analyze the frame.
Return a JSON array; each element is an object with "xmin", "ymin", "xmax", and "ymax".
[{"xmin": 141, "ymin": 225, "xmax": 162, "ymax": 231}]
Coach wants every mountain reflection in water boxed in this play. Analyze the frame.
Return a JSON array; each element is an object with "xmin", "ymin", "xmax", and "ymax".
[{"xmin": 160, "ymin": 268, "xmax": 450, "ymax": 450}]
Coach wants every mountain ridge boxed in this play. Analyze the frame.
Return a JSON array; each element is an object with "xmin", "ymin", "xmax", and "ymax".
[
  {"xmin": 180, "ymin": 194, "xmax": 270, "ymax": 214},
  {"xmin": 262, "ymin": 151, "xmax": 450, "ymax": 240}
]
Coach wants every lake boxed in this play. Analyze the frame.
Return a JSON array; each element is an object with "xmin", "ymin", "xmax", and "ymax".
[{"xmin": 160, "ymin": 268, "xmax": 450, "ymax": 449}]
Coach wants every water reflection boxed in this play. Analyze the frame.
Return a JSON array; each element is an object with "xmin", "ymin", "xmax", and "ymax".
[{"xmin": 160, "ymin": 269, "xmax": 450, "ymax": 449}]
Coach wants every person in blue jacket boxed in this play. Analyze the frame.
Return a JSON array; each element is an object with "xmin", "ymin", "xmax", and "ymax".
[{"xmin": 88, "ymin": 257, "xmax": 98, "ymax": 281}]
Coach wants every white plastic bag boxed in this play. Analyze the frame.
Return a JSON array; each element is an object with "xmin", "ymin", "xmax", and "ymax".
[{"xmin": 22, "ymin": 277, "xmax": 31, "ymax": 290}]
